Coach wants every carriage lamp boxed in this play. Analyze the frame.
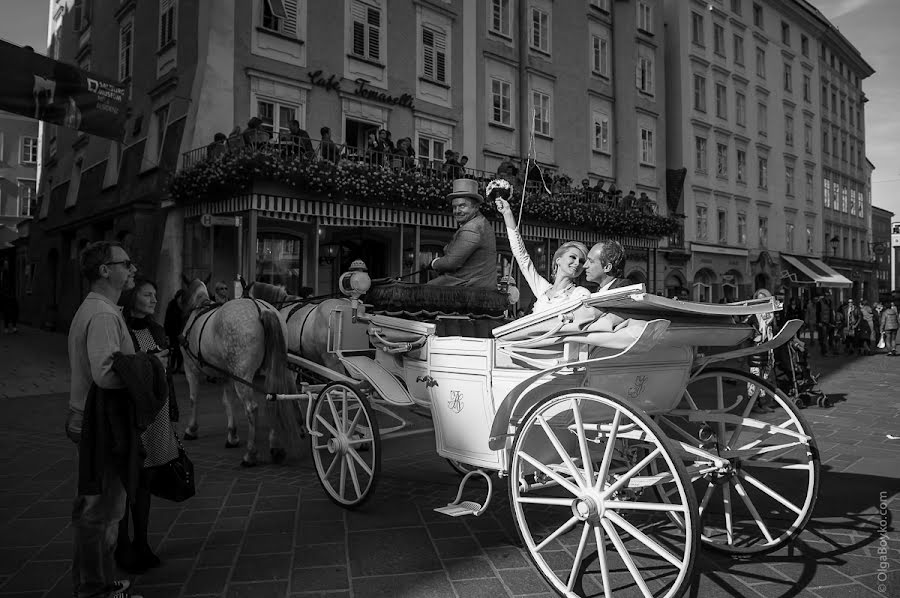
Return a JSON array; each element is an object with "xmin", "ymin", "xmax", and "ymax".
[
  {"xmin": 403, "ymin": 248, "xmax": 416, "ymax": 268},
  {"xmin": 339, "ymin": 260, "xmax": 371, "ymax": 298},
  {"xmin": 829, "ymin": 236, "xmax": 840, "ymax": 256},
  {"xmin": 319, "ymin": 243, "xmax": 339, "ymax": 265}
]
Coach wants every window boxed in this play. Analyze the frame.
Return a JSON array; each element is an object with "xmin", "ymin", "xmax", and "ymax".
[
  {"xmin": 757, "ymin": 103, "xmax": 767, "ymax": 135},
  {"xmin": 20, "ymin": 137, "xmax": 38, "ymax": 164},
  {"xmin": 592, "ymin": 35, "xmax": 609, "ymax": 76},
  {"xmin": 715, "ymin": 83, "xmax": 727, "ymax": 118},
  {"xmin": 802, "ymin": 74, "xmax": 811, "ymax": 102},
  {"xmin": 806, "ymin": 226, "xmax": 813, "ymax": 253},
  {"xmin": 593, "ymin": 115, "xmax": 610, "ymax": 153},
  {"xmin": 422, "ymin": 27, "xmax": 447, "ymax": 83},
  {"xmin": 693, "ymin": 75, "xmax": 707, "ymax": 112},
  {"xmin": 257, "ymin": 99, "xmax": 296, "ymax": 137},
  {"xmin": 736, "ymin": 92, "xmax": 746, "ymax": 125},
  {"xmin": 590, "ymin": 0, "xmax": 610, "ymax": 13},
  {"xmin": 786, "ymin": 222, "xmax": 795, "ymax": 251},
  {"xmin": 262, "ymin": 0, "xmax": 298, "ymax": 36},
  {"xmin": 153, "ymin": 105, "xmax": 169, "ymax": 159},
  {"xmin": 159, "ymin": 0, "xmax": 176, "ymax": 48},
  {"xmin": 737, "ymin": 149, "xmax": 746, "ymax": 182},
  {"xmin": 824, "ymin": 177, "xmax": 831, "ymax": 208},
  {"xmin": 753, "ymin": 3, "xmax": 763, "ymax": 28},
  {"xmin": 18, "ymin": 180, "xmax": 37, "ymax": 217},
  {"xmin": 759, "ymin": 216, "xmax": 768, "ymax": 247},
  {"xmin": 781, "ymin": 21, "xmax": 790, "ymax": 46},
  {"xmin": 805, "ymin": 172, "xmax": 813, "ymax": 201},
  {"xmin": 637, "ymin": 57, "xmax": 653, "ymax": 94},
  {"xmin": 783, "ymin": 63, "xmax": 792, "ymax": 92},
  {"xmin": 717, "ymin": 143, "xmax": 728, "ymax": 177},
  {"xmin": 731, "ymin": 0, "xmax": 742, "ymax": 15},
  {"xmin": 718, "ymin": 209, "xmax": 728, "ymax": 243},
  {"xmin": 691, "ymin": 13, "xmax": 705, "ymax": 46},
  {"xmin": 758, "ymin": 156, "xmax": 768, "ymax": 189},
  {"xmin": 831, "ymin": 91, "xmax": 836, "ymax": 114},
  {"xmin": 530, "ymin": 7, "xmax": 549, "ymax": 53},
  {"xmin": 785, "ymin": 115, "xmax": 794, "ymax": 146},
  {"xmin": 417, "ymin": 135, "xmax": 445, "ymax": 165},
  {"xmin": 756, "ymin": 47, "xmax": 766, "ymax": 78},
  {"xmin": 737, "ymin": 213, "xmax": 747, "ymax": 244},
  {"xmin": 850, "ymin": 142, "xmax": 855, "ymax": 166},
  {"xmin": 695, "ymin": 136, "xmax": 708, "ymax": 172},
  {"xmin": 491, "ymin": 78, "xmax": 511, "ymax": 126},
  {"xmin": 637, "ymin": 2, "xmax": 652, "ymax": 33},
  {"xmin": 841, "ymin": 185, "xmax": 848, "ymax": 212},
  {"xmin": 786, "ymin": 165, "xmax": 794, "ymax": 195},
  {"xmin": 823, "ymin": 129, "xmax": 829, "ymax": 154},
  {"xmin": 490, "ymin": 0, "xmax": 511, "ymax": 37},
  {"xmin": 72, "ymin": 0, "xmax": 91, "ymax": 32},
  {"xmin": 118, "ymin": 19, "xmax": 133, "ymax": 80},
  {"xmin": 696, "ymin": 205, "xmax": 708, "ymax": 240},
  {"xmin": 352, "ymin": 0, "xmax": 381, "ymax": 62},
  {"xmin": 821, "ymin": 82, "xmax": 828, "ymax": 108},
  {"xmin": 532, "ymin": 91, "xmax": 550, "ymax": 136},
  {"xmin": 849, "ymin": 103, "xmax": 854, "ymax": 127},
  {"xmin": 804, "ymin": 123, "xmax": 812, "ymax": 153},
  {"xmin": 734, "ymin": 34, "xmax": 744, "ymax": 65},
  {"xmin": 801, "ymin": 34, "xmax": 809, "ymax": 57},
  {"xmin": 832, "ymin": 131, "xmax": 837, "ymax": 156},
  {"xmin": 841, "ymin": 138, "xmax": 846, "ymax": 162},
  {"xmin": 640, "ymin": 127, "xmax": 654, "ymax": 165},
  {"xmin": 714, "ymin": 24, "xmax": 725, "ymax": 56}
]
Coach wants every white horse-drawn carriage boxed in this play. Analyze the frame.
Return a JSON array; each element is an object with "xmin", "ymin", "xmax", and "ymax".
[{"xmin": 225, "ymin": 262, "xmax": 815, "ymax": 598}]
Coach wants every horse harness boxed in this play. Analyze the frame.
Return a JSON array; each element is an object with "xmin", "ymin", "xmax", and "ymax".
[{"xmin": 180, "ymin": 298, "xmax": 267, "ymax": 392}]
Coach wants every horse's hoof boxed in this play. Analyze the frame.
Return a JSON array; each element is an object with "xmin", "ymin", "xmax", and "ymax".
[
  {"xmin": 225, "ymin": 439, "xmax": 241, "ymax": 449},
  {"xmin": 240, "ymin": 457, "xmax": 257, "ymax": 468},
  {"xmin": 270, "ymin": 448, "xmax": 287, "ymax": 464}
]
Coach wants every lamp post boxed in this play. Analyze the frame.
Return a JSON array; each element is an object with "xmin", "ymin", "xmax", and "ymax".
[{"xmin": 830, "ymin": 235, "xmax": 840, "ymax": 257}]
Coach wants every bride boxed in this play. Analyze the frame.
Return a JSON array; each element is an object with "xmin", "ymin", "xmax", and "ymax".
[{"xmin": 489, "ymin": 180, "xmax": 591, "ymax": 314}]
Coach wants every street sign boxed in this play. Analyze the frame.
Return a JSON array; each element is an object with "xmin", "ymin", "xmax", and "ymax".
[{"xmin": 200, "ymin": 214, "xmax": 241, "ymax": 227}]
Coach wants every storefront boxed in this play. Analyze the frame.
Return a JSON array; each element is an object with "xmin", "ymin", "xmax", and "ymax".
[
  {"xmin": 689, "ymin": 243, "xmax": 750, "ymax": 302},
  {"xmin": 780, "ymin": 254, "xmax": 852, "ymax": 302}
]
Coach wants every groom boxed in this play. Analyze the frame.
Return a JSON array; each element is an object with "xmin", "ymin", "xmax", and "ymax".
[{"xmin": 584, "ymin": 240, "xmax": 632, "ymax": 291}]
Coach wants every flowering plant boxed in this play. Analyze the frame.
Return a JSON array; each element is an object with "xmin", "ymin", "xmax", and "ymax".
[{"xmin": 168, "ymin": 151, "xmax": 680, "ymax": 237}]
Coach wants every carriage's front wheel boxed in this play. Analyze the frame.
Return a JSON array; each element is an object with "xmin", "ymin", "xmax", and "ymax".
[
  {"xmin": 309, "ymin": 382, "xmax": 381, "ymax": 508},
  {"xmin": 657, "ymin": 367, "xmax": 820, "ymax": 555},
  {"xmin": 509, "ymin": 390, "xmax": 698, "ymax": 598}
]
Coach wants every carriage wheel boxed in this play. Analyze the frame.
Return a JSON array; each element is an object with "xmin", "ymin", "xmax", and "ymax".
[
  {"xmin": 509, "ymin": 390, "xmax": 698, "ymax": 598},
  {"xmin": 309, "ymin": 382, "xmax": 381, "ymax": 508},
  {"xmin": 656, "ymin": 367, "xmax": 820, "ymax": 555}
]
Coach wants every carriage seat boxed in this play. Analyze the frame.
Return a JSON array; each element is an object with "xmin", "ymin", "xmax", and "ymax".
[{"xmin": 366, "ymin": 281, "xmax": 511, "ymax": 339}]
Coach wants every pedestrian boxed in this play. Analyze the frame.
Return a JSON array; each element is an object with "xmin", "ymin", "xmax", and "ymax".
[
  {"xmin": 860, "ymin": 299, "xmax": 875, "ymax": 355},
  {"xmin": 817, "ymin": 293, "xmax": 834, "ymax": 356},
  {"xmin": 1, "ymin": 288, "xmax": 18, "ymax": 333},
  {"xmin": 845, "ymin": 299, "xmax": 861, "ymax": 355},
  {"xmin": 881, "ymin": 301, "xmax": 899, "ymax": 356},
  {"xmin": 213, "ymin": 281, "xmax": 229, "ymax": 304},
  {"xmin": 163, "ymin": 290, "xmax": 184, "ymax": 373},
  {"xmin": 116, "ymin": 279, "xmax": 179, "ymax": 574},
  {"xmin": 66, "ymin": 240, "xmax": 145, "ymax": 598},
  {"xmin": 804, "ymin": 297, "xmax": 817, "ymax": 345}
]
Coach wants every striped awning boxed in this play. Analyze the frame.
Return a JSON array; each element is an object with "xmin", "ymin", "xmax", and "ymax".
[
  {"xmin": 781, "ymin": 254, "xmax": 852, "ymax": 288},
  {"xmin": 182, "ymin": 193, "xmax": 659, "ymax": 249}
]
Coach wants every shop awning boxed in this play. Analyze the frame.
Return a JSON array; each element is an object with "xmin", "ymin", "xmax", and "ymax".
[{"xmin": 781, "ymin": 255, "xmax": 852, "ymax": 288}]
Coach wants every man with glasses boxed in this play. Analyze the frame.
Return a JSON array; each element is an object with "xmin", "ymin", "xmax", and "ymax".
[{"xmin": 66, "ymin": 241, "xmax": 143, "ymax": 598}]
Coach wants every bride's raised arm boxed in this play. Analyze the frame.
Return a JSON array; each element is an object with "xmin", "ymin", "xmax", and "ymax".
[{"xmin": 489, "ymin": 180, "xmax": 551, "ymax": 300}]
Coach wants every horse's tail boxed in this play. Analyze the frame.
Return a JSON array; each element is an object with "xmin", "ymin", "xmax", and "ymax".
[{"xmin": 259, "ymin": 308, "xmax": 304, "ymax": 449}]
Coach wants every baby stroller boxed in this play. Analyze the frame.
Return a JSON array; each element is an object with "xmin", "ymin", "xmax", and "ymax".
[{"xmin": 773, "ymin": 336, "xmax": 831, "ymax": 408}]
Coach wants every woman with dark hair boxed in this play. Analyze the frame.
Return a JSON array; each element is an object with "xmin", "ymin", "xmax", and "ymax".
[{"xmin": 116, "ymin": 278, "xmax": 179, "ymax": 573}]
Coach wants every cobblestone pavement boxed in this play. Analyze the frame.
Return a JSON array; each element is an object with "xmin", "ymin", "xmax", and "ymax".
[{"xmin": 0, "ymin": 325, "xmax": 897, "ymax": 597}]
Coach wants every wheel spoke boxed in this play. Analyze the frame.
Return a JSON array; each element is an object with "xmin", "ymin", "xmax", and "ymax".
[
  {"xmin": 698, "ymin": 480, "xmax": 716, "ymax": 517},
  {"xmin": 515, "ymin": 496, "xmax": 574, "ymax": 507},
  {"xmin": 722, "ymin": 441, "xmax": 804, "ymax": 459},
  {"xmin": 346, "ymin": 454, "xmax": 362, "ymax": 499},
  {"xmin": 572, "ymin": 398, "xmax": 595, "ymax": 488},
  {"xmin": 339, "ymin": 452, "xmax": 347, "ymax": 498},
  {"xmin": 519, "ymin": 451, "xmax": 582, "ymax": 497},
  {"xmin": 535, "ymin": 515, "xmax": 580, "ymax": 552},
  {"xmin": 605, "ymin": 500, "xmax": 687, "ymax": 513},
  {"xmin": 601, "ymin": 519, "xmax": 654, "ymax": 598},
  {"xmin": 347, "ymin": 445, "xmax": 373, "ymax": 476},
  {"xmin": 315, "ymin": 414, "xmax": 340, "ymax": 438},
  {"xmin": 594, "ymin": 526, "xmax": 612, "ymax": 598},
  {"xmin": 594, "ymin": 410, "xmax": 622, "ymax": 492},
  {"xmin": 732, "ymin": 476, "xmax": 775, "ymax": 543},
  {"xmin": 727, "ymin": 382, "xmax": 763, "ymax": 448},
  {"xmin": 682, "ymin": 388, "xmax": 700, "ymax": 411},
  {"xmin": 600, "ymin": 447, "xmax": 661, "ymax": 499},
  {"xmin": 322, "ymin": 452, "xmax": 339, "ymax": 478},
  {"xmin": 606, "ymin": 510, "xmax": 683, "ymax": 569},
  {"xmin": 567, "ymin": 522, "xmax": 592, "ymax": 592},
  {"xmin": 723, "ymin": 483, "xmax": 734, "ymax": 545},
  {"xmin": 345, "ymin": 406, "xmax": 363, "ymax": 437},
  {"xmin": 716, "ymin": 376, "xmax": 726, "ymax": 448},
  {"xmin": 536, "ymin": 415, "xmax": 585, "ymax": 488},
  {"xmin": 738, "ymin": 471, "xmax": 803, "ymax": 515},
  {"xmin": 326, "ymin": 395, "xmax": 342, "ymax": 431},
  {"xmin": 341, "ymin": 389, "xmax": 349, "ymax": 433}
]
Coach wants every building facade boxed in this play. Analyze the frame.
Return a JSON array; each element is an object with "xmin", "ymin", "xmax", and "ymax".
[
  {"xmin": 871, "ymin": 205, "xmax": 893, "ymax": 302},
  {"xmin": 0, "ymin": 110, "xmax": 39, "ymax": 300},
  {"xmin": 662, "ymin": 0, "xmax": 873, "ymax": 303},
  {"xmin": 26, "ymin": 0, "xmax": 673, "ymax": 327}
]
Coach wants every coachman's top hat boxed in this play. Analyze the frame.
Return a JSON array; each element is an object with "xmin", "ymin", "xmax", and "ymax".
[{"xmin": 446, "ymin": 178, "xmax": 484, "ymax": 204}]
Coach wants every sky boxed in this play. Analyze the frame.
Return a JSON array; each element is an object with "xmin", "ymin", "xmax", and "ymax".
[{"xmin": 0, "ymin": 0, "xmax": 898, "ymax": 219}]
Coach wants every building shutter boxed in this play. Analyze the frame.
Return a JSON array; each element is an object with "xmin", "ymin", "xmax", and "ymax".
[
  {"xmin": 283, "ymin": 0, "xmax": 298, "ymax": 36},
  {"xmin": 367, "ymin": 6, "xmax": 380, "ymax": 60}
]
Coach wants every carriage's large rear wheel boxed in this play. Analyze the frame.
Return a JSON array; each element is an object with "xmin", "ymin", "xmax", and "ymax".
[
  {"xmin": 656, "ymin": 367, "xmax": 820, "ymax": 555},
  {"xmin": 309, "ymin": 382, "xmax": 381, "ymax": 508},
  {"xmin": 509, "ymin": 390, "xmax": 698, "ymax": 598}
]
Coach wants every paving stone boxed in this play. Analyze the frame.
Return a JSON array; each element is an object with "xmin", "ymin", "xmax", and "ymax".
[
  {"xmin": 0, "ymin": 517, "xmax": 70, "ymax": 546},
  {"xmin": 426, "ymin": 520, "xmax": 471, "ymax": 539},
  {"xmin": 136, "ymin": 557, "xmax": 196, "ymax": 586},
  {"xmin": 0, "ymin": 559, "xmax": 70, "ymax": 594},
  {"xmin": 241, "ymin": 532, "xmax": 294, "ymax": 555},
  {"xmin": 484, "ymin": 546, "xmax": 530, "ymax": 570},
  {"xmin": 291, "ymin": 565, "xmax": 350, "ymax": 591},
  {"xmin": 497, "ymin": 567, "xmax": 550, "ymax": 595},
  {"xmin": 184, "ymin": 566, "xmax": 230, "ymax": 595},
  {"xmin": 226, "ymin": 493, "xmax": 257, "ymax": 507},
  {"xmin": 226, "ymin": 581, "xmax": 288, "ymax": 598},
  {"xmin": 177, "ymin": 508, "xmax": 221, "ymax": 524},
  {"xmin": 452, "ymin": 577, "xmax": 510, "ymax": 597},
  {"xmin": 256, "ymin": 495, "xmax": 299, "ymax": 511},
  {"xmin": 231, "ymin": 553, "xmax": 292, "ymax": 581},
  {"xmin": 169, "ymin": 521, "xmax": 215, "ymax": 538},
  {"xmin": 207, "ymin": 530, "xmax": 245, "ymax": 546},
  {"xmin": 294, "ymin": 543, "xmax": 346, "ymax": 567},
  {"xmin": 17, "ymin": 499, "xmax": 71, "ymax": 519},
  {"xmin": 197, "ymin": 544, "xmax": 239, "ymax": 568},
  {"xmin": 248, "ymin": 511, "xmax": 295, "ymax": 534},
  {"xmin": 350, "ymin": 571, "xmax": 455, "ymax": 598},
  {"xmin": 433, "ymin": 536, "xmax": 482, "ymax": 560},
  {"xmin": 441, "ymin": 556, "xmax": 497, "ymax": 581},
  {"xmin": 297, "ymin": 521, "xmax": 346, "ymax": 545},
  {"xmin": 160, "ymin": 537, "xmax": 207, "ymax": 560},
  {"xmin": 289, "ymin": 592, "xmax": 350, "ymax": 598},
  {"xmin": 0, "ymin": 547, "xmax": 39, "ymax": 575},
  {"xmin": 349, "ymin": 528, "xmax": 441, "ymax": 576}
]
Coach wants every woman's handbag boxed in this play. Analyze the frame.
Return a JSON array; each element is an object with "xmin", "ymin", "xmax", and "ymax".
[
  {"xmin": 878, "ymin": 332, "xmax": 886, "ymax": 350},
  {"xmin": 149, "ymin": 437, "xmax": 195, "ymax": 502}
]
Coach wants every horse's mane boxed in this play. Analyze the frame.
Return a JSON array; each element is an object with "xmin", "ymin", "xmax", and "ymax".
[
  {"xmin": 184, "ymin": 279, "xmax": 210, "ymax": 310},
  {"xmin": 249, "ymin": 281, "xmax": 289, "ymax": 305}
]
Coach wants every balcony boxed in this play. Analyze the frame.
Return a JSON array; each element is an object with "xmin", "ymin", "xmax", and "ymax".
[{"xmin": 172, "ymin": 132, "xmax": 680, "ymax": 238}]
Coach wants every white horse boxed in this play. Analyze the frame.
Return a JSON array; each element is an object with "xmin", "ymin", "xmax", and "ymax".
[{"xmin": 180, "ymin": 279, "xmax": 302, "ymax": 466}]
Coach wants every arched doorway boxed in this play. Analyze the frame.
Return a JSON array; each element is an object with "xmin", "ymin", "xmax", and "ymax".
[
  {"xmin": 664, "ymin": 270, "xmax": 687, "ymax": 299},
  {"xmin": 754, "ymin": 273, "xmax": 771, "ymax": 294},
  {"xmin": 626, "ymin": 269, "xmax": 647, "ymax": 288},
  {"xmin": 693, "ymin": 268, "xmax": 717, "ymax": 302},
  {"xmin": 722, "ymin": 269, "xmax": 744, "ymax": 302}
]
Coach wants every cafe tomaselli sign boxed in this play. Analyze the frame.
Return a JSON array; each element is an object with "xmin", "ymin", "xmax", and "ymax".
[{"xmin": 307, "ymin": 70, "xmax": 415, "ymax": 109}]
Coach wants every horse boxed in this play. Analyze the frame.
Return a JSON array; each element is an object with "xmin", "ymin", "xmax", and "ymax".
[{"xmin": 179, "ymin": 278, "xmax": 303, "ymax": 466}]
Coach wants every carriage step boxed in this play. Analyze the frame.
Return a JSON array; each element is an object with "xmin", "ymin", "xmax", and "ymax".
[{"xmin": 434, "ymin": 470, "xmax": 493, "ymax": 517}]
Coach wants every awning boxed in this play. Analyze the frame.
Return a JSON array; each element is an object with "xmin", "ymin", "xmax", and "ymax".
[{"xmin": 781, "ymin": 255, "xmax": 852, "ymax": 288}]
